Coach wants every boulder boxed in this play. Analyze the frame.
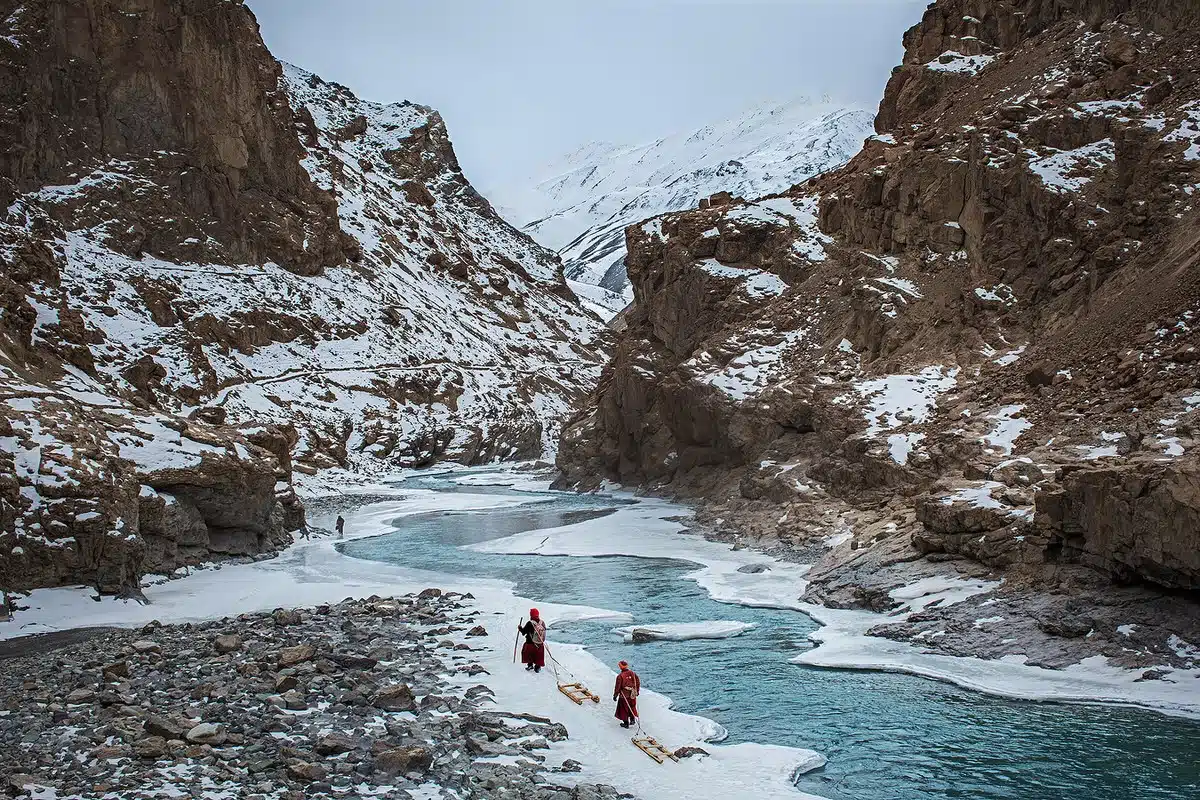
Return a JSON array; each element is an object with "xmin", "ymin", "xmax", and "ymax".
[
  {"xmin": 277, "ymin": 643, "xmax": 316, "ymax": 667},
  {"xmin": 374, "ymin": 746, "xmax": 433, "ymax": 776},
  {"xmin": 184, "ymin": 722, "xmax": 226, "ymax": 745},
  {"xmin": 371, "ymin": 683, "xmax": 417, "ymax": 712},
  {"xmin": 213, "ymin": 634, "xmax": 243, "ymax": 654}
]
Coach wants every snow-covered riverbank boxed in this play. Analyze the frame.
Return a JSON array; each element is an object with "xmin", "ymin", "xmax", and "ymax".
[
  {"xmin": 0, "ymin": 473, "xmax": 829, "ymax": 800},
  {"xmin": 3, "ymin": 467, "xmax": 1199, "ymax": 800}
]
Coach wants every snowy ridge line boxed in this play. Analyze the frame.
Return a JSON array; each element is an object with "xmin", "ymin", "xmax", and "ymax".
[{"xmin": 492, "ymin": 99, "xmax": 874, "ymax": 312}]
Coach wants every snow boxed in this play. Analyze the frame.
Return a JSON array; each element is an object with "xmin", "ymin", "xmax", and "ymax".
[
  {"xmin": 974, "ymin": 284, "xmax": 1016, "ymax": 306},
  {"xmin": 1161, "ymin": 102, "xmax": 1200, "ymax": 162},
  {"xmin": 888, "ymin": 432, "xmax": 925, "ymax": 465},
  {"xmin": 941, "ymin": 482, "xmax": 1005, "ymax": 510},
  {"xmin": 852, "ymin": 367, "xmax": 959, "ymax": 435},
  {"xmin": 875, "ymin": 277, "xmax": 922, "ymax": 298},
  {"xmin": 983, "ymin": 405, "xmax": 1031, "ymax": 455},
  {"xmin": 696, "ymin": 259, "xmax": 788, "ymax": 300},
  {"xmin": 925, "ymin": 51, "xmax": 996, "ymax": 75},
  {"xmin": 689, "ymin": 328, "xmax": 807, "ymax": 402},
  {"xmin": 1028, "ymin": 139, "xmax": 1115, "ymax": 193},
  {"xmin": 611, "ymin": 621, "xmax": 757, "ymax": 643}
]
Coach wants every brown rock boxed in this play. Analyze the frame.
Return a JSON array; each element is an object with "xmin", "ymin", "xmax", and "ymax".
[
  {"xmin": 370, "ymin": 683, "xmax": 416, "ymax": 712},
  {"xmin": 374, "ymin": 746, "xmax": 432, "ymax": 776},
  {"xmin": 134, "ymin": 736, "xmax": 168, "ymax": 760},
  {"xmin": 213, "ymin": 633, "xmax": 243, "ymax": 654},
  {"xmin": 287, "ymin": 761, "xmax": 329, "ymax": 782},
  {"xmin": 314, "ymin": 733, "xmax": 358, "ymax": 756},
  {"xmin": 277, "ymin": 644, "xmax": 316, "ymax": 667}
]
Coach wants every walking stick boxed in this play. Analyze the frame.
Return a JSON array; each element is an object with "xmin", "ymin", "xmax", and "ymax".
[{"xmin": 513, "ymin": 616, "xmax": 523, "ymax": 664}]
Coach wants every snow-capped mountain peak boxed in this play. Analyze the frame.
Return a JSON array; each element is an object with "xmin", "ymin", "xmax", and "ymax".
[{"xmin": 492, "ymin": 98, "xmax": 875, "ymax": 317}]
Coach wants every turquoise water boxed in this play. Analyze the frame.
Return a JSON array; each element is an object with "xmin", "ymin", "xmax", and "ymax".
[{"xmin": 340, "ymin": 476, "xmax": 1200, "ymax": 800}]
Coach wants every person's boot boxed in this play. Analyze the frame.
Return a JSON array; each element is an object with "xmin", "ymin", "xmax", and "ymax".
[
  {"xmin": 534, "ymin": 665, "xmax": 541, "ymax": 673},
  {"xmin": 621, "ymin": 721, "xmax": 630, "ymax": 729},
  {"xmin": 525, "ymin": 664, "xmax": 533, "ymax": 671}
]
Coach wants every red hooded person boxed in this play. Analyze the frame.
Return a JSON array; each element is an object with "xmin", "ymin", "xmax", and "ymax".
[
  {"xmin": 518, "ymin": 608, "xmax": 546, "ymax": 672},
  {"xmin": 613, "ymin": 660, "xmax": 640, "ymax": 728}
]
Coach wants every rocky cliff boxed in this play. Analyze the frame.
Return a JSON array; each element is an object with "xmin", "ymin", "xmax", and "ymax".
[
  {"xmin": 558, "ymin": 0, "xmax": 1200, "ymax": 667},
  {"xmin": 0, "ymin": 0, "xmax": 605, "ymax": 596}
]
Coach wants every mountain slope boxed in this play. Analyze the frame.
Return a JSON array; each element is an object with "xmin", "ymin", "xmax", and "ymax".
[
  {"xmin": 495, "ymin": 101, "xmax": 876, "ymax": 314},
  {"xmin": 0, "ymin": 0, "xmax": 605, "ymax": 595},
  {"xmin": 558, "ymin": 0, "xmax": 1200, "ymax": 669}
]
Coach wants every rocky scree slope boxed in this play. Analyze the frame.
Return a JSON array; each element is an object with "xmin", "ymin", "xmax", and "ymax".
[
  {"xmin": 0, "ymin": 0, "xmax": 605, "ymax": 596},
  {"xmin": 558, "ymin": 0, "xmax": 1200, "ymax": 673},
  {"xmin": 497, "ymin": 101, "xmax": 874, "ymax": 318}
]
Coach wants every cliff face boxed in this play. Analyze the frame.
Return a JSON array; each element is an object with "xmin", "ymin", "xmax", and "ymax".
[
  {"xmin": 0, "ymin": 1, "xmax": 605, "ymax": 595},
  {"xmin": 558, "ymin": 0, "xmax": 1200, "ymax": 609},
  {"xmin": 0, "ymin": 0, "xmax": 351, "ymax": 276}
]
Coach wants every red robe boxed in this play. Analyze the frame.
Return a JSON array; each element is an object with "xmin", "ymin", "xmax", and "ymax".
[
  {"xmin": 613, "ymin": 668, "xmax": 640, "ymax": 721},
  {"xmin": 520, "ymin": 619, "xmax": 546, "ymax": 667}
]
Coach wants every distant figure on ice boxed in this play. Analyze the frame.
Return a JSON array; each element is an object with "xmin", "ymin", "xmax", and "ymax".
[
  {"xmin": 518, "ymin": 608, "xmax": 546, "ymax": 673},
  {"xmin": 613, "ymin": 660, "xmax": 640, "ymax": 728},
  {"xmin": 335, "ymin": 515, "xmax": 345, "ymax": 538}
]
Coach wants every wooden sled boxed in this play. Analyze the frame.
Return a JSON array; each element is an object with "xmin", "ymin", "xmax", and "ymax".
[
  {"xmin": 557, "ymin": 682, "xmax": 601, "ymax": 705},
  {"xmin": 631, "ymin": 735, "xmax": 678, "ymax": 764}
]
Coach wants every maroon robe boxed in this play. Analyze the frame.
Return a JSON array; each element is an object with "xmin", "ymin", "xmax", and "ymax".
[
  {"xmin": 613, "ymin": 668, "xmax": 640, "ymax": 722},
  {"xmin": 520, "ymin": 619, "xmax": 546, "ymax": 667}
]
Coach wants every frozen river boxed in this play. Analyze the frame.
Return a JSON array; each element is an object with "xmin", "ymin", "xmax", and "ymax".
[{"xmin": 340, "ymin": 471, "xmax": 1200, "ymax": 800}]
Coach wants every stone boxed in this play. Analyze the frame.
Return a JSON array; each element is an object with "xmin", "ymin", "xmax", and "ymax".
[
  {"xmin": 273, "ymin": 609, "xmax": 303, "ymax": 626},
  {"xmin": 103, "ymin": 661, "xmax": 130, "ymax": 679},
  {"xmin": 64, "ymin": 688, "xmax": 95, "ymax": 704},
  {"xmin": 417, "ymin": 588, "xmax": 443, "ymax": 600},
  {"xmin": 277, "ymin": 644, "xmax": 316, "ymax": 667},
  {"xmin": 281, "ymin": 689, "xmax": 307, "ymax": 710},
  {"xmin": 144, "ymin": 714, "xmax": 187, "ymax": 740},
  {"xmin": 673, "ymin": 746, "xmax": 709, "ymax": 759},
  {"xmin": 314, "ymin": 733, "xmax": 358, "ymax": 756},
  {"xmin": 134, "ymin": 736, "xmax": 168, "ymax": 760},
  {"xmin": 131, "ymin": 640, "xmax": 161, "ymax": 654},
  {"xmin": 274, "ymin": 674, "xmax": 299, "ymax": 693},
  {"xmin": 213, "ymin": 633, "xmax": 244, "ymax": 654},
  {"xmin": 736, "ymin": 564, "xmax": 770, "ymax": 574},
  {"xmin": 329, "ymin": 653, "xmax": 378, "ymax": 670},
  {"xmin": 371, "ymin": 684, "xmax": 417, "ymax": 712},
  {"xmin": 185, "ymin": 722, "xmax": 227, "ymax": 745},
  {"xmin": 465, "ymin": 625, "xmax": 488, "ymax": 637},
  {"xmin": 287, "ymin": 761, "xmax": 329, "ymax": 783},
  {"xmin": 374, "ymin": 746, "xmax": 432, "ymax": 776}
]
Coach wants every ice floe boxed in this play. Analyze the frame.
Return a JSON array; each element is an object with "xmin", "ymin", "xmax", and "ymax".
[{"xmin": 611, "ymin": 621, "xmax": 758, "ymax": 643}]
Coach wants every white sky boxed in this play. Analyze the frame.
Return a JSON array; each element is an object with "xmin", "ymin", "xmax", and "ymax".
[{"xmin": 246, "ymin": 0, "xmax": 927, "ymax": 193}]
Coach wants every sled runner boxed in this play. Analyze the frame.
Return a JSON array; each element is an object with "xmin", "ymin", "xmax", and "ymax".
[
  {"xmin": 557, "ymin": 682, "xmax": 601, "ymax": 705},
  {"xmin": 631, "ymin": 735, "xmax": 678, "ymax": 764}
]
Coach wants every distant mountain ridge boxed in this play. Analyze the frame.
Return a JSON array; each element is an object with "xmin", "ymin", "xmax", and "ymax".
[{"xmin": 493, "ymin": 99, "xmax": 876, "ymax": 316}]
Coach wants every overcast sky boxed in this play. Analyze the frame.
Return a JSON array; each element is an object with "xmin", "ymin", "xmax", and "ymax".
[{"xmin": 247, "ymin": 0, "xmax": 927, "ymax": 193}]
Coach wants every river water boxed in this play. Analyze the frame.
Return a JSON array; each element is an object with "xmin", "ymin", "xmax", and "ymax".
[{"xmin": 339, "ymin": 472, "xmax": 1200, "ymax": 800}]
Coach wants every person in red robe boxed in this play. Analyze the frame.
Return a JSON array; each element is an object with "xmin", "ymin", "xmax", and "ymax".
[
  {"xmin": 613, "ymin": 660, "xmax": 640, "ymax": 728},
  {"xmin": 518, "ymin": 608, "xmax": 546, "ymax": 672}
]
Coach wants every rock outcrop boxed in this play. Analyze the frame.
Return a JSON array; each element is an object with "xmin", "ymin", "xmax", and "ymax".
[
  {"xmin": 558, "ymin": 0, "xmax": 1200, "ymax": 629},
  {"xmin": 0, "ymin": 0, "xmax": 606, "ymax": 594}
]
